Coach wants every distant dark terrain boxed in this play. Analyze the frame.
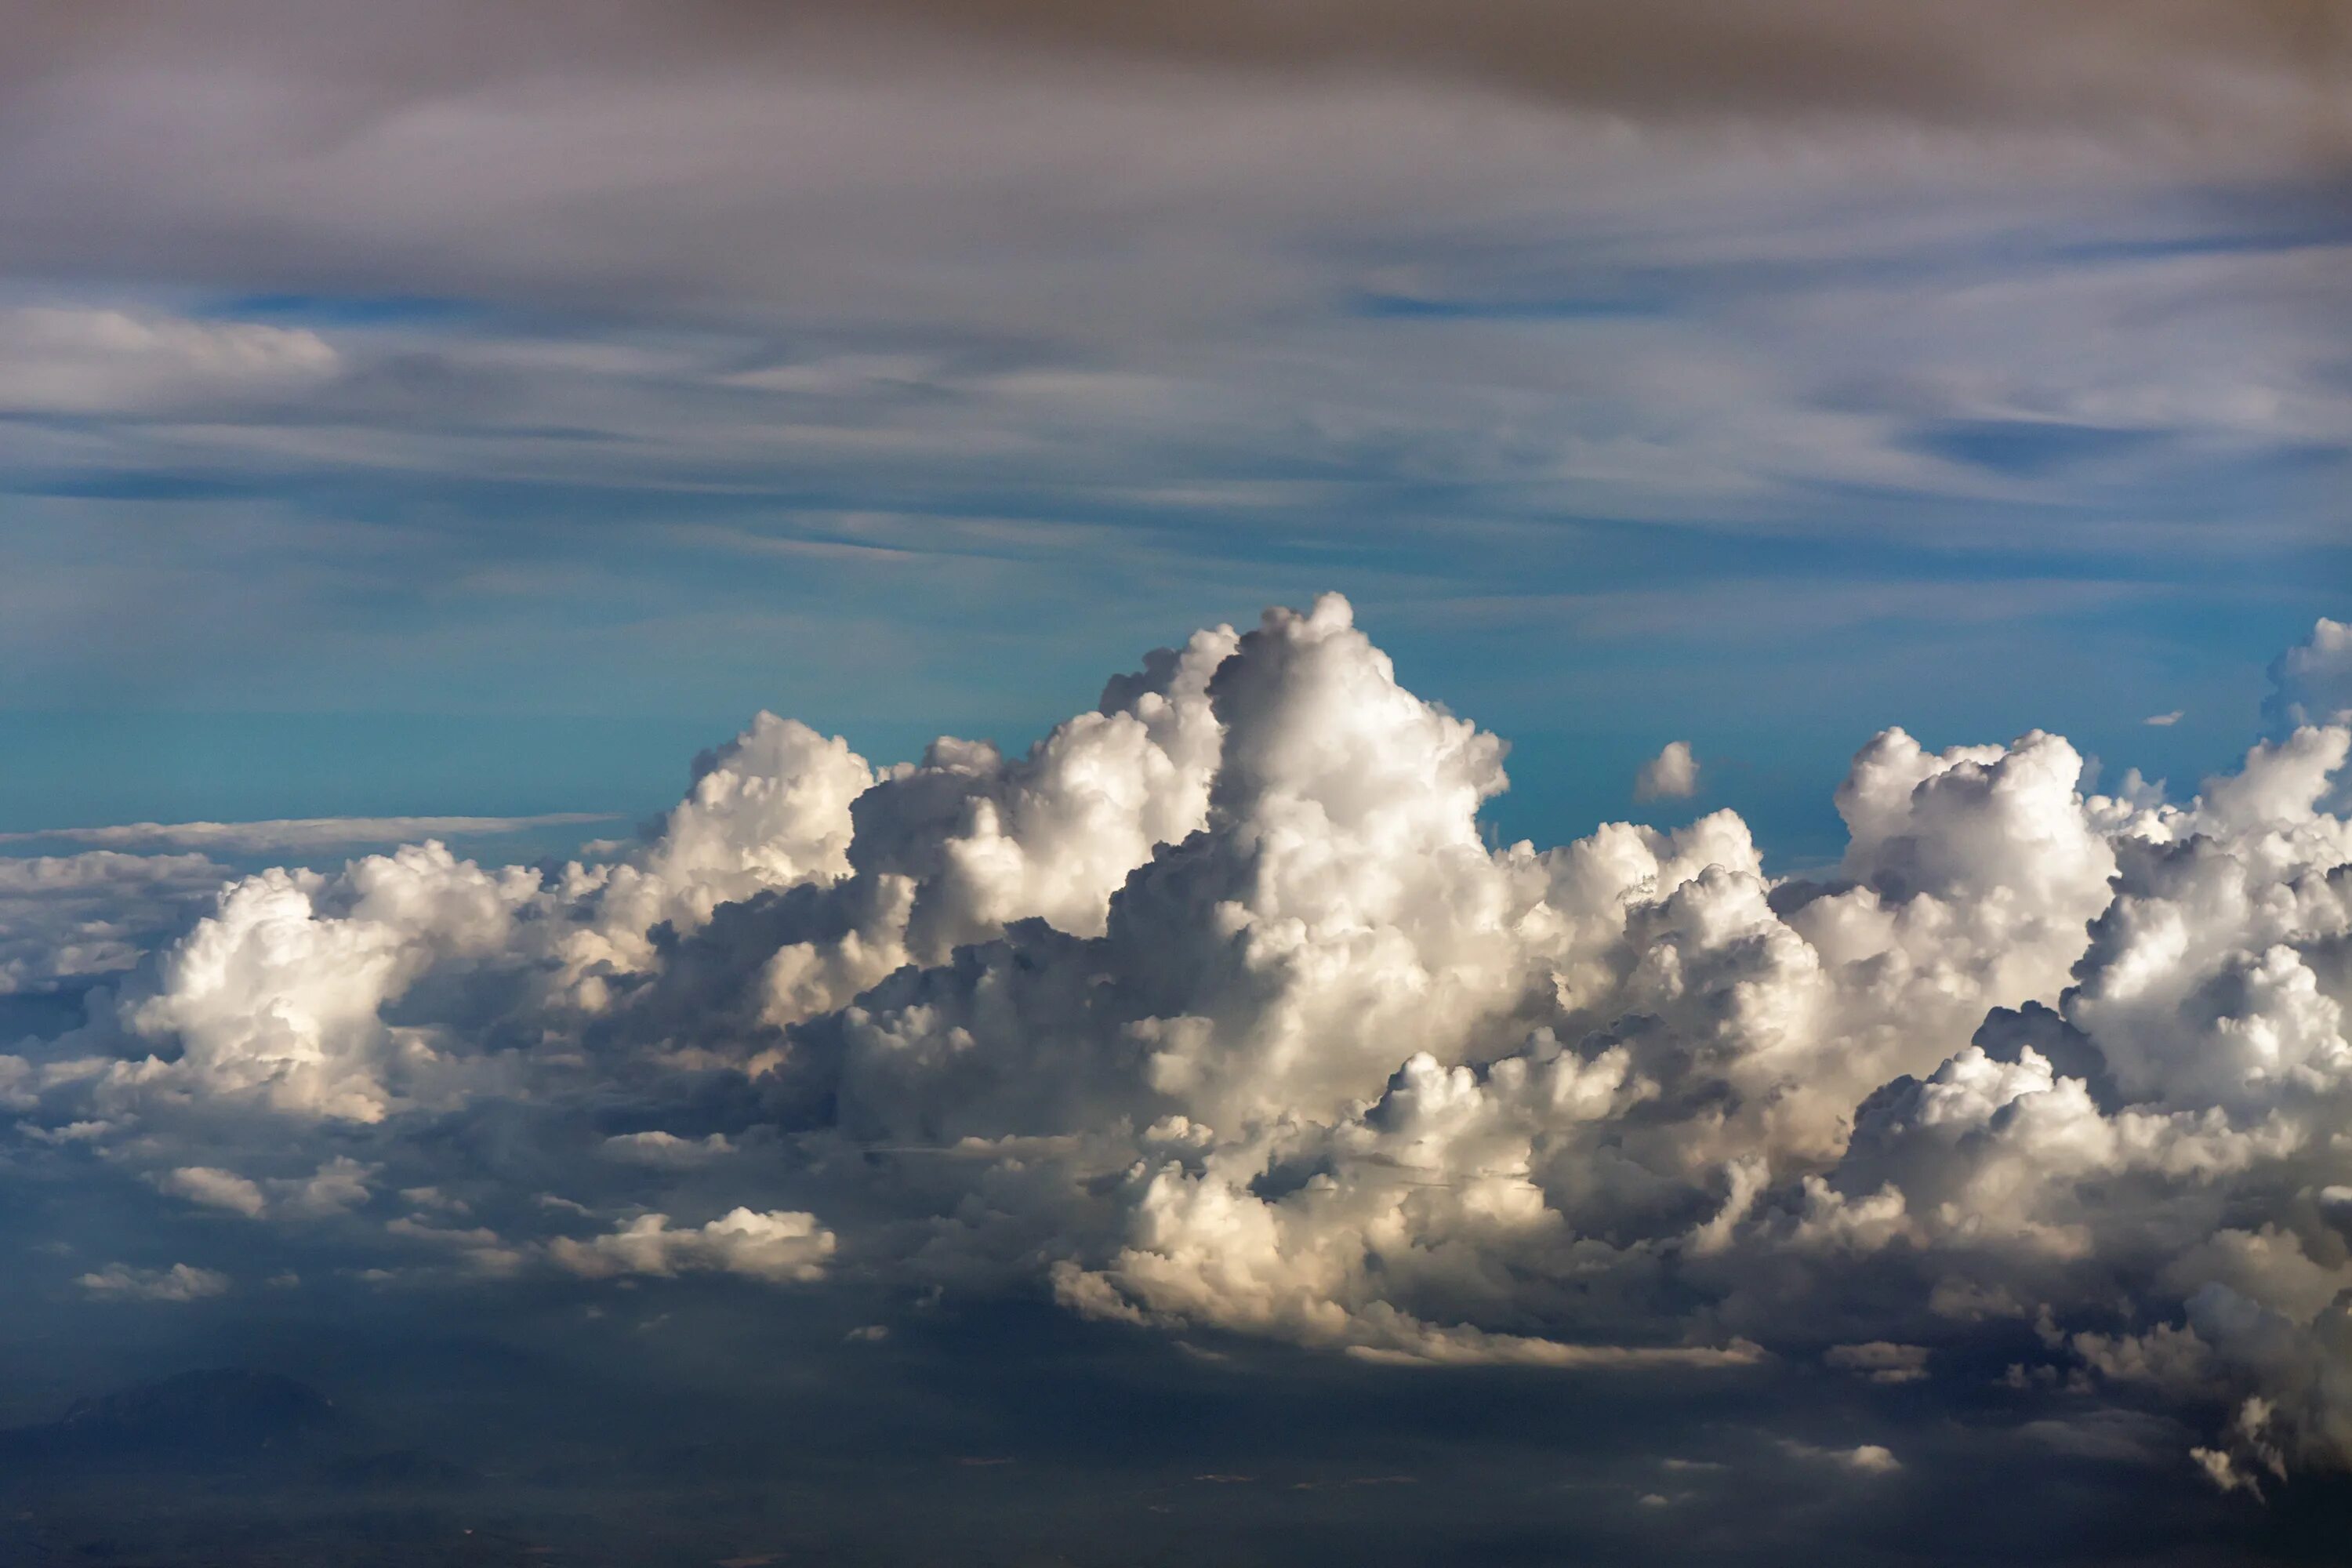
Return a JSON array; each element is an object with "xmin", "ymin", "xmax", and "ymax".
[
  {"xmin": 3, "ymin": 1317, "xmax": 2350, "ymax": 1567},
  {"xmin": 0, "ymin": 1368, "xmax": 339, "ymax": 1468},
  {"xmin": 0, "ymin": 1369, "xmax": 509, "ymax": 1567}
]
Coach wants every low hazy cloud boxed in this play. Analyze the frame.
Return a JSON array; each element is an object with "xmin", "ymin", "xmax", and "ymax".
[
  {"xmin": 74, "ymin": 1262, "xmax": 232, "ymax": 1303},
  {"xmin": 0, "ymin": 814, "xmax": 617, "ymax": 854}
]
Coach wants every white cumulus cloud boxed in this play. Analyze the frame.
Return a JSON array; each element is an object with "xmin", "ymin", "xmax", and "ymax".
[{"xmin": 9, "ymin": 599, "xmax": 2352, "ymax": 1498}]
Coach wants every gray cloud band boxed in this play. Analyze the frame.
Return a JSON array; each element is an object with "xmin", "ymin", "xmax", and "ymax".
[{"xmin": 8, "ymin": 1, "xmax": 2347, "ymax": 152}]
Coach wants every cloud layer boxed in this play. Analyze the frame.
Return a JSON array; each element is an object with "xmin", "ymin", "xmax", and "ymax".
[
  {"xmin": 5, "ymin": 601, "xmax": 2350, "ymax": 1503},
  {"xmin": 12, "ymin": 2, "xmax": 2346, "ymax": 158}
]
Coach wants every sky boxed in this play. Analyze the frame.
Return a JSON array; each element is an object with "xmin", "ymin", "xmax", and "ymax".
[
  {"xmin": 0, "ymin": 1, "xmax": 2345, "ymax": 853},
  {"xmin": 2, "ymin": 4, "xmax": 2351, "ymax": 1564}
]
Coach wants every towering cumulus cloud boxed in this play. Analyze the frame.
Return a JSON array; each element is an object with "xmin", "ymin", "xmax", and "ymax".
[{"xmin": 9, "ymin": 601, "xmax": 2351, "ymax": 1497}]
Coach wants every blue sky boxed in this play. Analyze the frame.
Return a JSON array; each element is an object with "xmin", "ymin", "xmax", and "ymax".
[{"xmin": 0, "ymin": 11, "xmax": 2343, "ymax": 863}]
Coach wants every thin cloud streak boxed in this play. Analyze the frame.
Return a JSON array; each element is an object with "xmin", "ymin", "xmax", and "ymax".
[{"xmin": 0, "ymin": 814, "xmax": 619, "ymax": 853}]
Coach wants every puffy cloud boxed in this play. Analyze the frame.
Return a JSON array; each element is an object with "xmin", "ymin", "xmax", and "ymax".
[
  {"xmin": 12, "ymin": 602, "xmax": 2352, "ymax": 1500},
  {"xmin": 583, "ymin": 714, "xmax": 873, "ymax": 960},
  {"xmin": 154, "ymin": 1165, "xmax": 267, "ymax": 1218},
  {"xmin": 2267, "ymin": 616, "xmax": 2352, "ymax": 731},
  {"xmin": 118, "ymin": 842, "xmax": 546, "ymax": 1120},
  {"xmin": 1634, "ymin": 741, "xmax": 1700, "ymax": 802},
  {"xmin": 2194, "ymin": 725, "xmax": 2352, "ymax": 840}
]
